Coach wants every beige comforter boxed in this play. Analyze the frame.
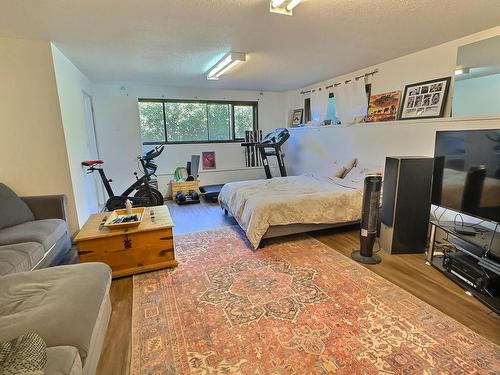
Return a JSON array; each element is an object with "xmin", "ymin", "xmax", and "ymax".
[{"xmin": 219, "ymin": 175, "xmax": 363, "ymax": 248}]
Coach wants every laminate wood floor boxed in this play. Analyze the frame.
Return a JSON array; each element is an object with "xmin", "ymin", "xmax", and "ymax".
[
  {"xmin": 96, "ymin": 201, "xmax": 500, "ymax": 374},
  {"xmin": 166, "ymin": 199, "xmax": 237, "ymax": 234}
]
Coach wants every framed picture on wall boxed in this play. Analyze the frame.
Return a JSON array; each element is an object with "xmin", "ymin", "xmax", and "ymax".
[
  {"xmin": 367, "ymin": 90, "xmax": 401, "ymax": 122},
  {"xmin": 291, "ymin": 109, "xmax": 303, "ymax": 126},
  {"xmin": 202, "ymin": 151, "xmax": 216, "ymax": 170},
  {"xmin": 399, "ymin": 77, "xmax": 451, "ymax": 120}
]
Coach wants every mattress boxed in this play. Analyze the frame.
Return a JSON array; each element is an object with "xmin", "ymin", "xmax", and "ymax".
[{"xmin": 219, "ymin": 175, "xmax": 363, "ymax": 248}]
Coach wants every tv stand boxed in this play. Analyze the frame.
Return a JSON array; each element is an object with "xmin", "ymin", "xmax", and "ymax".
[
  {"xmin": 453, "ymin": 225, "xmax": 478, "ymax": 236},
  {"xmin": 427, "ymin": 220, "xmax": 500, "ymax": 315}
]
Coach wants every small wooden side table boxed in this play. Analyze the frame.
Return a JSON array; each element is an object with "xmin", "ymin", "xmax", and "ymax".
[{"xmin": 75, "ymin": 205, "xmax": 177, "ymax": 278}]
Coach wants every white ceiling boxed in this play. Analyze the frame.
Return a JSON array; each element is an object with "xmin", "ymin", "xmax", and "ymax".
[{"xmin": 1, "ymin": 0, "xmax": 499, "ymax": 91}]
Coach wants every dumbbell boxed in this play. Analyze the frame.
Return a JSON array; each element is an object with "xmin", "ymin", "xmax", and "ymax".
[
  {"xmin": 188, "ymin": 190, "xmax": 199, "ymax": 200},
  {"xmin": 175, "ymin": 190, "xmax": 186, "ymax": 202}
]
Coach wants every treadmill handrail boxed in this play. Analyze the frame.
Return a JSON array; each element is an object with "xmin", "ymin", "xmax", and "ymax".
[{"xmin": 240, "ymin": 128, "xmax": 289, "ymax": 179}]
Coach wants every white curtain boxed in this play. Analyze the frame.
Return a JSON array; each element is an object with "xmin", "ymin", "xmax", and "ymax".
[
  {"xmin": 333, "ymin": 79, "xmax": 368, "ymax": 125},
  {"xmin": 310, "ymin": 88, "xmax": 329, "ymax": 124}
]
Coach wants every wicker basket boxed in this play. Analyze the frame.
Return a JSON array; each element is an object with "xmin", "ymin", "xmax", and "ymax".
[{"xmin": 171, "ymin": 180, "xmax": 200, "ymax": 199}]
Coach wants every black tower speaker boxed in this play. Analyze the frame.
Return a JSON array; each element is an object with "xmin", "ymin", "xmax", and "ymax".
[
  {"xmin": 380, "ymin": 156, "xmax": 433, "ymax": 254},
  {"xmin": 352, "ymin": 173, "xmax": 383, "ymax": 264}
]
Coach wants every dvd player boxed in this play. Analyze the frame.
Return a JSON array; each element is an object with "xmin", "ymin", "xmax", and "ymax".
[{"xmin": 443, "ymin": 251, "xmax": 499, "ymax": 296}]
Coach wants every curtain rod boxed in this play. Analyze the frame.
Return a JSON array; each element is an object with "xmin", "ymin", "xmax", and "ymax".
[{"xmin": 299, "ymin": 69, "xmax": 379, "ymax": 95}]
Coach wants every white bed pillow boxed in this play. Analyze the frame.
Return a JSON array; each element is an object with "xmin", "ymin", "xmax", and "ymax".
[
  {"xmin": 330, "ymin": 176, "xmax": 364, "ymax": 191},
  {"xmin": 326, "ymin": 157, "xmax": 357, "ymax": 178},
  {"xmin": 341, "ymin": 158, "xmax": 357, "ymax": 178},
  {"xmin": 344, "ymin": 162, "xmax": 383, "ymax": 184},
  {"xmin": 307, "ymin": 158, "xmax": 357, "ymax": 179},
  {"xmin": 330, "ymin": 159, "xmax": 347, "ymax": 178},
  {"xmin": 306, "ymin": 165, "xmax": 341, "ymax": 179}
]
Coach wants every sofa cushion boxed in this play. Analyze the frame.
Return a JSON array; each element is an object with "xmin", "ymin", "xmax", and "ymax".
[
  {"xmin": 0, "ymin": 331, "xmax": 47, "ymax": 375},
  {"xmin": 0, "ymin": 219, "xmax": 68, "ymax": 252},
  {"xmin": 0, "ymin": 262, "xmax": 14, "ymax": 277},
  {"xmin": 0, "ymin": 183, "xmax": 35, "ymax": 230},
  {"xmin": 0, "ymin": 252, "xmax": 30, "ymax": 276},
  {"xmin": 45, "ymin": 346, "xmax": 82, "ymax": 375},
  {"xmin": 0, "ymin": 243, "xmax": 45, "ymax": 276},
  {"xmin": 0, "ymin": 263, "xmax": 112, "ymax": 364}
]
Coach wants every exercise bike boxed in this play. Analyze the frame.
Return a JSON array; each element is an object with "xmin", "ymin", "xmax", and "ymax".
[{"xmin": 82, "ymin": 145, "xmax": 165, "ymax": 211}]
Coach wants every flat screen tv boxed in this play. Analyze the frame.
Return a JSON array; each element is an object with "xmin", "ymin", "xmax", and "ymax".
[{"xmin": 432, "ymin": 129, "xmax": 500, "ymax": 223}]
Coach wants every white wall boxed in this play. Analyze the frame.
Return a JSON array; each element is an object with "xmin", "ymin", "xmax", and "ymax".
[
  {"xmin": 284, "ymin": 26, "xmax": 500, "ymax": 229},
  {"xmin": 287, "ymin": 117, "xmax": 500, "ymax": 231},
  {"xmin": 286, "ymin": 26, "xmax": 500, "ymax": 123},
  {"xmin": 285, "ymin": 26, "xmax": 500, "ymax": 173},
  {"xmin": 287, "ymin": 117, "xmax": 500, "ymax": 175},
  {"xmin": 91, "ymin": 83, "xmax": 288, "ymax": 196},
  {"xmin": 0, "ymin": 37, "xmax": 79, "ymax": 233},
  {"xmin": 51, "ymin": 45, "xmax": 97, "ymax": 227},
  {"xmin": 453, "ymin": 73, "xmax": 500, "ymax": 118}
]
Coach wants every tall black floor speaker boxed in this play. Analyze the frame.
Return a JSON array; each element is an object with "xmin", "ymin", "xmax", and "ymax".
[
  {"xmin": 352, "ymin": 174, "xmax": 383, "ymax": 264},
  {"xmin": 380, "ymin": 156, "xmax": 434, "ymax": 254}
]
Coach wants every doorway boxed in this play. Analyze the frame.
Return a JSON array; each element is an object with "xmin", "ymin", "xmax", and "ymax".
[{"xmin": 82, "ymin": 92, "xmax": 106, "ymax": 210}]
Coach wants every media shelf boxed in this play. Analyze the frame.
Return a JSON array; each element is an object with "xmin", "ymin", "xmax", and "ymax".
[{"xmin": 427, "ymin": 221, "xmax": 500, "ymax": 315}]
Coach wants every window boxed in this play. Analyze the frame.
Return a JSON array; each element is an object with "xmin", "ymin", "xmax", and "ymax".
[
  {"xmin": 303, "ymin": 84, "xmax": 371, "ymax": 125},
  {"xmin": 326, "ymin": 94, "xmax": 340, "ymax": 125},
  {"xmin": 138, "ymin": 99, "xmax": 258, "ymax": 144},
  {"xmin": 303, "ymin": 98, "xmax": 311, "ymax": 123}
]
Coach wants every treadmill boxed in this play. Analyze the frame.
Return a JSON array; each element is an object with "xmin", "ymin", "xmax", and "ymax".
[{"xmin": 242, "ymin": 128, "xmax": 290, "ymax": 179}]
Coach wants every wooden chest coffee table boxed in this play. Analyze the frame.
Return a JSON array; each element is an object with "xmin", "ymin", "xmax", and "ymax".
[{"xmin": 75, "ymin": 205, "xmax": 177, "ymax": 278}]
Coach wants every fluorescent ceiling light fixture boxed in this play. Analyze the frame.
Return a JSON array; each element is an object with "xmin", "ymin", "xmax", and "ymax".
[
  {"xmin": 270, "ymin": 0, "xmax": 301, "ymax": 15},
  {"xmin": 286, "ymin": 0, "xmax": 301, "ymax": 11},
  {"xmin": 207, "ymin": 52, "xmax": 246, "ymax": 80},
  {"xmin": 271, "ymin": 0, "xmax": 286, "ymax": 7},
  {"xmin": 455, "ymin": 67, "xmax": 470, "ymax": 76}
]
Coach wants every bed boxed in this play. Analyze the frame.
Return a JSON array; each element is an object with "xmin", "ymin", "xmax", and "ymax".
[{"xmin": 219, "ymin": 173, "xmax": 365, "ymax": 248}]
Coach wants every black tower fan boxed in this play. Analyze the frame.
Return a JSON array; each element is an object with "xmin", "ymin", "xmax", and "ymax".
[{"xmin": 352, "ymin": 174, "xmax": 383, "ymax": 264}]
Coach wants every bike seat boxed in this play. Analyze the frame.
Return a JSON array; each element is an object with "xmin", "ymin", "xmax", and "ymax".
[{"xmin": 81, "ymin": 160, "xmax": 104, "ymax": 166}]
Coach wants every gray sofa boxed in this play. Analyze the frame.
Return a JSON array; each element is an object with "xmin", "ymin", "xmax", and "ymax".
[
  {"xmin": 0, "ymin": 183, "xmax": 72, "ymax": 275},
  {"xmin": 0, "ymin": 263, "xmax": 112, "ymax": 375}
]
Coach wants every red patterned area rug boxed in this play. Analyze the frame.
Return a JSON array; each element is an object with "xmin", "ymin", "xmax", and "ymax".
[{"xmin": 131, "ymin": 227, "xmax": 499, "ymax": 374}]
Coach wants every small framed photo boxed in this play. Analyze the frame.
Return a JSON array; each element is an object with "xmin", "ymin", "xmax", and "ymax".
[
  {"xmin": 202, "ymin": 151, "xmax": 216, "ymax": 170},
  {"xmin": 367, "ymin": 91, "xmax": 401, "ymax": 122},
  {"xmin": 399, "ymin": 77, "xmax": 451, "ymax": 120},
  {"xmin": 291, "ymin": 109, "xmax": 303, "ymax": 126}
]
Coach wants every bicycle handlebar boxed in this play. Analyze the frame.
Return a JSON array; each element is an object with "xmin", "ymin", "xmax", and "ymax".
[{"xmin": 142, "ymin": 145, "xmax": 164, "ymax": 161}]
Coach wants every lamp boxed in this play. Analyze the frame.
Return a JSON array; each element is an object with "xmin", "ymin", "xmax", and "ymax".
[{"xmin": 207, "ymin": 52, "xmax": 246, "ymax": 80}]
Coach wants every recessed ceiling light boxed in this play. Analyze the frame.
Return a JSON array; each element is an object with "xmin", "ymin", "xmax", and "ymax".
[
  {"xmin": 270, "ymin": 0, "xmax": 301, "ymax": 15},
  {"xmin": 207, "ymin": 52, "xmax": 246, "ymax": 80}
]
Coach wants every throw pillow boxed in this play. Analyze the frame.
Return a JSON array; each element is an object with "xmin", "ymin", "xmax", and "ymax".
[
  {"xmin": 308, "ymin": 160, "xmax": 345, "ymax": 179},
  {"xmin": 340, "ymin": 158, "xmax": 358, "ymax": 178},
  {"xmin": 0, "ymin": 183, "xmax": 35, "ymax": 230},
  {"xmin": 330, "ymin": 160, "xmax": 347, "ymax": 178},
  {"xmin": 344, "ymin": 162, "xmax": 383, "ymax": 183},
  {"xmin": 0, "ymin": 332, "xmax": 47, "ymax": 375}
]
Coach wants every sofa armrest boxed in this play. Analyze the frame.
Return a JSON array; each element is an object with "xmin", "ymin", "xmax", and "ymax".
[{"xmin": 21, "ymin": 195, "xmax": 68, "ymax": 221}]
